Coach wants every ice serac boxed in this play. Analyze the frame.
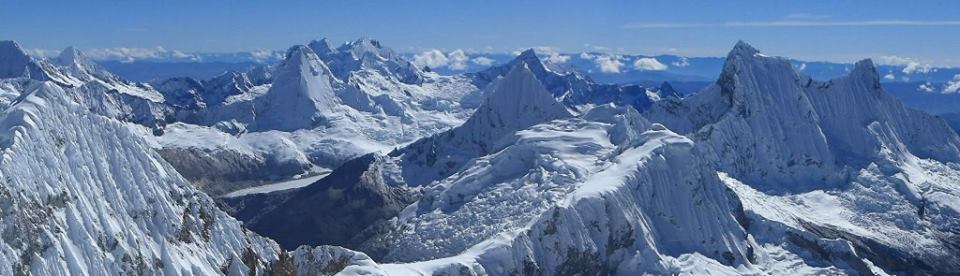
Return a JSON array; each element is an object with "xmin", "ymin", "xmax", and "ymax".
[
  {"xmin": 399, "ymin": 62, "xmax": 573, "ymax": 186},
  {"xmin": 0, "ymin": 41, "xmax": 50, "ymax": 81},
  {"xmin": 251, "ymin": 45, "xmax": 340, "ymax": 131}
]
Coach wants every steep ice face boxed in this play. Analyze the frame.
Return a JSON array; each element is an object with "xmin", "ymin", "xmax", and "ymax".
[
  {"xmin": 0, "ymin": 41, "xmax": 52, "ymax": 81},
  {"xmin": 0, "ymin": 75, "xmax": 385, "ymax": 275},
  {"xmin": 0, "ymin": 80, "xmax": 282, "ymax": 275},
  {"xmin": 641, "ymin": 41, "xmax": 960, "ymax": 274},
  {"xmin": 250, "ymin": 45, "xmax": 341, "ymax": 131},
  {"xmin": 471, "ymin": 49, "xmax": 592, "ymax": 104},
  {"xmin": 398, "ymin": 62, "xmax": 573, "ymax": 186},
  {"xmin": 647, "ymin": 41, "xmax": 960, "ymax": 192}
]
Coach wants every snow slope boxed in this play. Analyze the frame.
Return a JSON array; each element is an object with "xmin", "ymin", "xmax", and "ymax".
[
  {"xmin": 0, "ymin": 79, "xmax": 283, "ymax": 275},
  {"xmin": 647, "ymin": 41, "xmax": 960, "ymax": 193},
  {"xmin": 149, "ymin": 39, "xmax": 480, "ymax": 195},
  {"xmin": 0, "ymin": 40, "xmax": 385, "ymax": 276}
]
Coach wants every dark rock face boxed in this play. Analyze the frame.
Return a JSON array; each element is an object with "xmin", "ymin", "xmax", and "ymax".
[
  {"xmin": 158, "ymin": 147, "xmax": 309, "ymax": 196},
  {"xmin": 222, "ymin": 154, "xmax": 417, "ymax": 252}
]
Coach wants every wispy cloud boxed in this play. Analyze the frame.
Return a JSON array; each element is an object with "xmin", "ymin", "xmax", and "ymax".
[
  {"xmin": 783, "ymin": 13, "xmax": 832, "ymax": 20},
  {"xmin": 620, "ymin": 20, "xmax": 960, "ymax": 29}
]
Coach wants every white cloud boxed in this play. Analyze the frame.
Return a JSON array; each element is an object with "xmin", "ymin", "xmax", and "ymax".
[
  {"xmin": 883, "ymin": 73, "xmax": 895, "ymax": 80},
  {"xmin": 595, "ymin": 55, "xmax": 624, "ymax": 73},
  {"xmin": 529, "ymin": 46, "xmax": 570, "ymax": 64},
  {"xmin": 784, "ymin": 13, "xmax": 832, "ymax": 20},
  {"xmin": 918, "ymin": 82, "xmax": 936, "ymax": 93},
  {"xmin": 250, "ymin": 50, "xmax": 283, "ymax": 62},
  {"xmin": 579, "ymin": 52, "xmax": 595, "ymax": 60},
  {"xmin": 546, "ymin": 54, "xmax": 570, "ymax": 64},
  {"xmin": 944, "ymin": 74, "xmax": 960, "ymax": 94},
  {"xmin": 25, "ymin": 48, "xmax": 59, "ymax": 58},
  {"xmin": 671, "ymin": 57, "xmax": 689, "ymax": 67},
  {"xmin": 583, "ymin": 44, "xmax": 611, "ymax": 52},
  {"xmin": 795, "ymin": 63, "xmax": 807, "ymax": 71},
  {"xmin": 903, "ymin": 62, "xmax": 934, "ymax": 74},
  {"xmin": 633, "ymin": 57, "xmax": 668, "ymax": 71},
  {"xmin": 447, "ymin": 50, "xmax": 469, "ymax": 70},
  {"xmin": 412, "ymin": 49, "xmax": 478, "ymax": 70},
  {"xmin": 876, "ymin": 55, "xmax": 935, "ymax": 75},
  {"xmin": 471, "ymin": 56, "xmax": 494, "ymax": 66},
  {"xmin": 81, "ymin": 46, "xmax": 199, "ymax": 62},
  {"xmin": 412, "ymin": 49, "xmax": 449, "ymax": 69}
]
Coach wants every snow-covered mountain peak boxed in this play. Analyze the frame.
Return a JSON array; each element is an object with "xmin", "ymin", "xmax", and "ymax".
[
  {"xmin": 278, "ymin": 44, "xmax": 337, "ymax": 81},
  {"xmin": 481, "ymin": 62, "xmax": 571, "ymax": 120},
  {"xmin": 56, "ymin": 46, "xmax": 82, "ymax": 63},
  {"xmin": 249, "ymin": 44, "xmax": 340, "ymax": 131},
  {"xmin": 730, "ymin": 40, "xmax": 761, "ymax": 57},
  {"xmin": 0, "ymin": 40, "xmax": 27, "ymax": 58},
  {"xmin": 53, "ymin": 46, "xmax": 116, "ymax": 81},
  {"xmin": 342, "ymin": 37, "xmax": 387, "ymax": 57},
  {"xmin": 850, "ymin": 58, "xmax": 881, "ymax": 87},
  {"xmin": 307, "ymin": 37, "xmax": 423, "ymax": 84},
  {"xmin": 307, "ymin": 38, "xmax": 336, "ymax": 57},
  {"xmin": 512, "ymin": 48, "xmax": 563, "ymax": 76},
  {"xmin": 397, "ymin": 62, "xmax": 572, "ymax": 185},
  {"xmin": 0, "ymin": 40, "xmax": 49, "ymax": 80}
]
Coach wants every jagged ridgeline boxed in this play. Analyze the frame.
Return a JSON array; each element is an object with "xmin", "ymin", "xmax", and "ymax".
[{"xmin": 1, "ymin": 37, "xmax": 959, "ymax": 276}]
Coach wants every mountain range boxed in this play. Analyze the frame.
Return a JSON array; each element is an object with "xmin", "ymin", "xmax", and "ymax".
[{"xmin": 1, "ymin": 36, "xmax": 959, "ymax": 275}]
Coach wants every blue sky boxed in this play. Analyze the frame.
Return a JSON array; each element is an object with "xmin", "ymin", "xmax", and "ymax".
[{"xmin": 2, "ymin": 0, "xmax": 959, "ymax": 66}]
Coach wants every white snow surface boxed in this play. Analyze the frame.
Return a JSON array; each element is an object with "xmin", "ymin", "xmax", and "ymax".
[
  {"xmin": 0, "ymin": 80, "xmax": 281, "ymax": 275},
  {"xmin": 222, "ymin": 173, "xmax": 330, "ymax": 198}
]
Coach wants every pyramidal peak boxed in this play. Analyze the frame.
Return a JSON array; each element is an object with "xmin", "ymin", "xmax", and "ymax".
[
  {"xmin": 729, "ymin": 40, "xmax": 761, "ymax": 57},
  {"xmin": 280, "ymin": 44, "xmax": 334, "ymax": 77},
  {"xmin": 56, "ymin": 46, "xmax": 83, "ymax": 64},
  {"xmin": 850, "ymin": 58, "xmax": 881, "ymax": 87},
  {"xmin": 0, "ymin": 40, "xmax": 28, "ymax": 57},
  {"xmin": 472, "ymin": 62, "xmax": 572, "ymax": 131},
  {"xmin": 0, "ymin": 40, "xmax": 51, "ymax": 80}
]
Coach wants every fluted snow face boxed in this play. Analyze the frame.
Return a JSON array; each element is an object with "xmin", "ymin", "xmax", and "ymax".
[
  {"xmin": 648, "ymin": 41, "xmax": 960, "ymax": 193},
  {"xmin": 0, "ymin": 81, "xmax": 281, "ymax": 275},
  {"xmin": 642, "ymin": 41, "xmax": 960, "ymax": 274}
]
